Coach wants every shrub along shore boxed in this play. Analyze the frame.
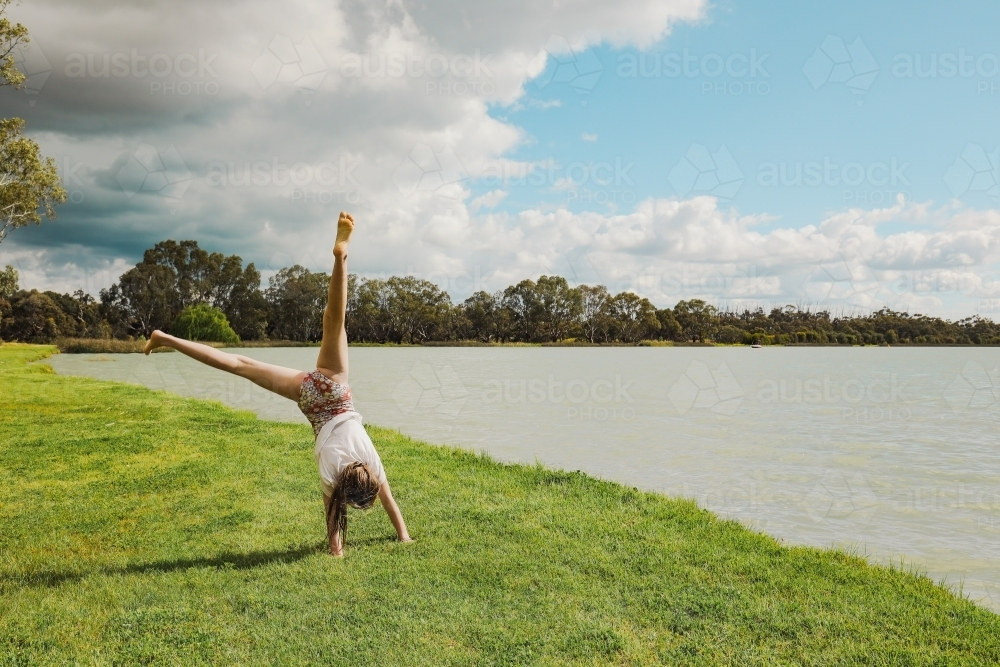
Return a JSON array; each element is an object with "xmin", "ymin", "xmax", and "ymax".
[
  {"xmin": 53, "ymin": 337, "xmax": 324, "ymax": 354},
  {"xmin": 2, "ymin": 343, "xmax": 998, "ymax": 664},
  {"xmin": 52, "ymin": 336, "xmax": 995, "ymax": 354}
]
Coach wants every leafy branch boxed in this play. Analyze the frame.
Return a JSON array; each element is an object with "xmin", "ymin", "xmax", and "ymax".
[{"xmin": 0, "ymin": 0, "xmax": 28, "ymax": 88}]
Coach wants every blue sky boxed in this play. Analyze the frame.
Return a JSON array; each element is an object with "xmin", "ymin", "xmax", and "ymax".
[{"xmin": 491, "ymin": 0, "xmax": 1000, "ymax": 224}]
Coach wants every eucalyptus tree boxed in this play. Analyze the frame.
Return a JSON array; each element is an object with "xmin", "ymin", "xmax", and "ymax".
[
  {"xmin": 100, "ymin": 263, "xmax": 177, "ymax": 337},
  {"xmin": 0, "ymin": 2, "xmax": 65, "ymax": 244},
  {"xmin": 534, "ymin": 275, "xmax": 582, "ymax": 342},
  {"xmin": 460, "ymin": 290, "xmax": 505, "ymax": 343},
  {"xmin": 140, "ymin": 240, "xmax": 267, "ymax": 339},
  {"xmin": 578, "ymin": 284, "xmax": 611, "ymax": 343},
  {"xmin": 0, "ymin": 263, "xmax": 16, "ymax": 297},
  {"xmin": 385, "ymin": 276, "xmax": 452, "ymax": 343},
  {"xmin": 673, "ymin": 299, "xmax": 718, "ymax": 342},
  {"xmin": 264, "ymin": 265, "xmax": 328, "ymax": 341},
  {"xmin": 500, "ymin": 279, "xmax": 544, "ymax": 342},
  {"xmin": 606, "ymin": 291, "xmax": 660, "ymax": 343}
]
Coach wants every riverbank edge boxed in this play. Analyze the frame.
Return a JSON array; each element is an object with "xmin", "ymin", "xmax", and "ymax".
[{"xmin": 20, "ymin": 337, "xmax": 1000, "ymax": 354}]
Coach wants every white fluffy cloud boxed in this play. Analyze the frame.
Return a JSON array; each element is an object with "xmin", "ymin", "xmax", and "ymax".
[
  {"xmin": 0, "ymin": 0, "xmax": 704, "ymax": 279},
  {"xmin": 335, "ymin": 194, "xmax": 1000, "ymax": 318}
]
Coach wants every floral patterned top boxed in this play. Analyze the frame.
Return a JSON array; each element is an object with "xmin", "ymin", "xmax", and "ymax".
[{"xmin": 298, "ymin": 370, "xmax": 355, "ymax": 437}]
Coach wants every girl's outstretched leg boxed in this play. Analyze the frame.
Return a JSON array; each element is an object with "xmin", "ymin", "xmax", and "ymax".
[
  {"xmin": 144, "ymin": 331, "xmax": 306, "ymax": 401},
  {"xmin": 315, "ymin": 211, "xmax": 353, "ymax": 384}
]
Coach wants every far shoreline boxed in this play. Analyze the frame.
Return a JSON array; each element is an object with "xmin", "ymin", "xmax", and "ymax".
[{"xmin": 26, "ymin": 337, "xmax": 1000, "ymax": 354}]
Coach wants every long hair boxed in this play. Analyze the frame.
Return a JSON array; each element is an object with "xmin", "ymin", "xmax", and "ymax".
[{"xmin": 326, "ymin": 461, "xmax": 381, "ymax": 548}]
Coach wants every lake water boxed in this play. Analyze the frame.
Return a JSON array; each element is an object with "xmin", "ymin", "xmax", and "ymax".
[{"xmin": 46, "ymin": 347, "xmax": 1000, "ymax": 612}]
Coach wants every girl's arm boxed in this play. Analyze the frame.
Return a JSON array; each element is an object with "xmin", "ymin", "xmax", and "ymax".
[
  {"xmin": 323, "ymin": 493, "xmax": 344, "ymax": 557},
  {"xmin": 378, "ymin": 482, "xmax": 412, "ymax": 542}
]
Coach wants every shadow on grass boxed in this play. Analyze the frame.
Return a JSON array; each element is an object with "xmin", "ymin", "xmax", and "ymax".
[
  {"xmin": 343, "ymin": 534, "xmax": 400, "ymax": 547},
  {"xmin": 0, "ymin": 542, "xmax": 326, "ymax": 592}
]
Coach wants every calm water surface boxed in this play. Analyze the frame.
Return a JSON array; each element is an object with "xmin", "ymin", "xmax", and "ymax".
[{"xmin": 47, "ymin": 347, "xmax": 1000, "ymax": 611}]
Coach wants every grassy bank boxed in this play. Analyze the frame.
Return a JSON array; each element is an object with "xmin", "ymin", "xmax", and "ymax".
[
  {"xmin": 54, "ymin": 338, "xmax": 323, "ymax": 354},
  {"xmin": 55, "ymin": 338, "xmax": 163, "ymax": 353},
  {"xmin": 1, "ymin": 345, "xmax": 998, "ymax": 665}
]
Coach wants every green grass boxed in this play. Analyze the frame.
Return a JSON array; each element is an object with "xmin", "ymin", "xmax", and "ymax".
[
  {"xmin": 1, "ymin": 344, "xmax": 998, "ymax": 666},
  {"xmin": 54, "ymin": 338, "xmax": 324, "ymax": 353},
  {"xmin": 54, "ymin": 338, "xmax": 164, "ymax": 354}
]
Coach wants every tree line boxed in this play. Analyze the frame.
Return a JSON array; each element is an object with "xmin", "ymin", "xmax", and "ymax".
[{"xmin": 3, "ymin": 239, "xmax": 1000, "ymax": 346}]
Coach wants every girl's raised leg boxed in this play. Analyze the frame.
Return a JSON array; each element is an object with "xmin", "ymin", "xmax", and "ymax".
[
  {"xmin": 144, "ymin": 332, "xmax": 306, "ymax": 401},
  {"xmin": 315, "ymin": 211, "xmax": 353, "ymax": 385}
]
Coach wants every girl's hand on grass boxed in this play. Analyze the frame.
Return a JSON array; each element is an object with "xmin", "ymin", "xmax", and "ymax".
[{"xmin": 329, "ymin": 534, "xmax": 344, "ymax": 557}]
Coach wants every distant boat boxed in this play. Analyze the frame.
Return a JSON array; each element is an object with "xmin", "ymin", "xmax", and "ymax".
[{"xmin": 751, "ymin": 340, "xmax": 762, "ymax": 348}]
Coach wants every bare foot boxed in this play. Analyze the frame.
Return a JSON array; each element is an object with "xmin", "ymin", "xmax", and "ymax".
[
  {"xmin": 143, "ymin": 330, "xmax": 167, "ymax": 355},
  {"xmin": 333, "ymin": 211, "xmax": 354, "ymax": 258}
]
